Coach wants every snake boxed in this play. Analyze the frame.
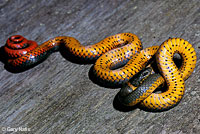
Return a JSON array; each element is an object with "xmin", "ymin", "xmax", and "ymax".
[
  {"xmin": 118, "ymin": 38, "xmax": 197, "ymax": 111},
  {"xmin": 4, "ymin": 33, "xmax": 197, "ymax": 111},
  {"xmin": 4, "ymin": 33, "xmax": 142, "ymax": 73}
]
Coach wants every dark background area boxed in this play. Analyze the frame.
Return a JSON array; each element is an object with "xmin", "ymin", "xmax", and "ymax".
[{"xmin": 0, "ymin": 0, "xmax": 199, "ymax": 133}]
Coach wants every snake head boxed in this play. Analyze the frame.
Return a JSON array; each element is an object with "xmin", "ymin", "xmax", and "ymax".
[
  {"xmin": 119, "ymin": 67, "xmax": 153, "ymax": 97},
  {"xmin": 129, "ymin": 67, "xmax": 153, "ymax": 87}
]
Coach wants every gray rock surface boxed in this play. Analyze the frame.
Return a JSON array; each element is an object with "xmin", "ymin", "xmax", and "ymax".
[{"xmin": 0, "ymin": 0, "xmax": 199, "ymax": 133}]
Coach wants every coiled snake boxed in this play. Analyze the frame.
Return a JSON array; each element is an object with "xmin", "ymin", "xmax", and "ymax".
[{"xmin": 3, "ymin": 33, "xmax": 196, "ymax": 111}]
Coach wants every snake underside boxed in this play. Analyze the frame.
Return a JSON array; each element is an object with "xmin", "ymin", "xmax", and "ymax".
[{"xmin": 3, "ymin": 33, "xmax": 197, "ymax": 111}]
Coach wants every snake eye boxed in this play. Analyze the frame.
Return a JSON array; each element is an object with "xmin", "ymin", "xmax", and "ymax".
[{"xmin": 142, "ymin": 70, "xmax": 149, "ymax": 76}]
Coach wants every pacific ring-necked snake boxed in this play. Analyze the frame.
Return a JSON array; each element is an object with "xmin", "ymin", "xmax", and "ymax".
[{"xmin": 4, "ymin": 33, "xmax": 197, "ymax": 111}]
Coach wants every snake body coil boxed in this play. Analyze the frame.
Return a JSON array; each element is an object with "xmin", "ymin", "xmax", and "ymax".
[
  {"xmin": 4, "ymin": 33, "xmax": 197, "ymax": 111},
  {"xmin": 119, "ymin": 38, "xmax": 197, "ymax": 111},
  {"xmin": 4, "ymin": 33, "xmax": 141, "ymax": 72}
]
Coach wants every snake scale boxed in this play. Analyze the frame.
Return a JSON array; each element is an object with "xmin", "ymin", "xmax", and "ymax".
[{"xmin": 3, "ymin": 33, "xmax": 197, "ymax": 111}]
